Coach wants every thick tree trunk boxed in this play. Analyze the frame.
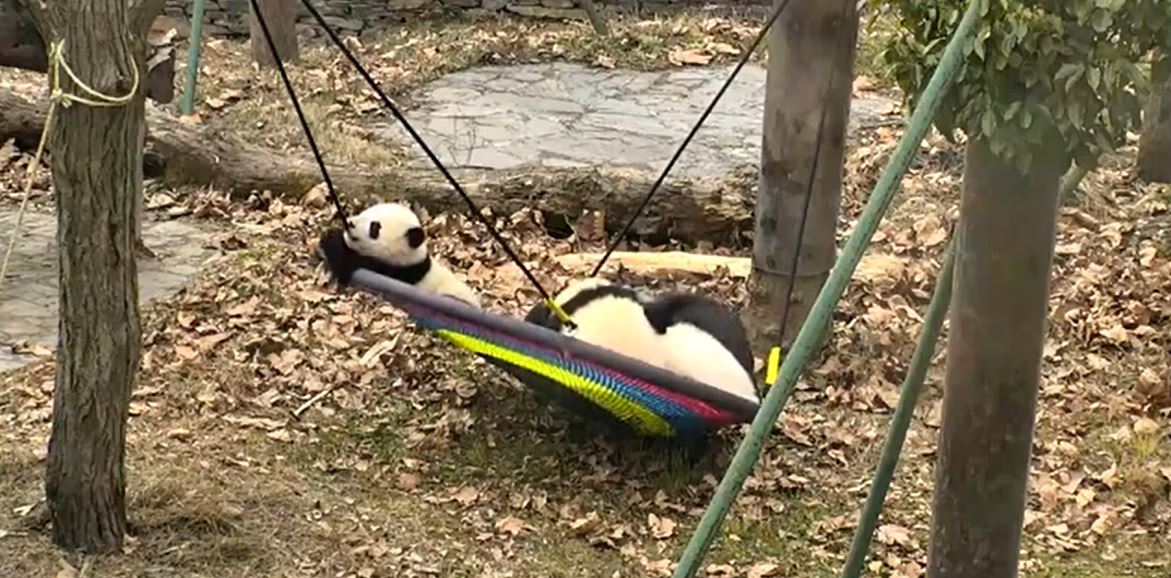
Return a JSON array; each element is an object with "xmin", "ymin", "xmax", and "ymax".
[
  {"xmin": 744, "ymin": 0, "xmax": 858, "ymax": 356},
  {"xmin": 35, "ymin": 0, "xmax": 149, "ymax": 554},
  {"xmin": 1138, "ymin": 56, "xmax": 1171, "ymax": 183},
  {"xmin": 249, "ymin": 0, "xmax": 299, "ymax": 68},
  {"xmin": 0, "ymin": 87, "xmax": 756, "ymax": 245},
  {"xmin": 926, "ymin": 136, "xmax": 1067, "ymax": 578}
]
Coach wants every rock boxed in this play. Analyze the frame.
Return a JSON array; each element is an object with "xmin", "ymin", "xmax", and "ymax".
[
  {"xmin": 482, "ymin": 0, "xmax": 509, "ymax": 10},
  {"xmin": 323, "ymin": 16, "xmax": 364, "ymax": 31},
  {"xmin": 387, "ymin": 0, "xmax": 432, "ymax": 9},
  {"xmin": 506, "ymin": 5, "xmax": 586, "ymax": 19},
  {"xmin": 541, "ymin": 0, "xmax": 575, "ymax": 8}
]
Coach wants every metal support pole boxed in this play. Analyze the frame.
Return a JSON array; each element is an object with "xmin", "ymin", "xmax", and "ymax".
[{"xmin": 180, "ymin": 0, "xmax": 207, "ymax": 115}]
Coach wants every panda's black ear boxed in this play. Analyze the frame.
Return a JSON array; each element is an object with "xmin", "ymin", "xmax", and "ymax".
[{"xmin": 406, "ymin": 226, "xmax": 426, "ymax": 249}]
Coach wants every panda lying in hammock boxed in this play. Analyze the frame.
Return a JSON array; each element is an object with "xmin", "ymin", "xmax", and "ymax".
[{"xmin": 318, "ymin": 202, "xmax": 759, "ymax": 404}]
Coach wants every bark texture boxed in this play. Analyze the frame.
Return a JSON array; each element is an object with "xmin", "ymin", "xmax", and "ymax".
[
  {"xmin": 744, "ymin": 0, "xmax": 858, "ymax": 356},
  {"xmin": 926, "ymin": 135, "xmax": 1067, "ymax": 578},
  {"xmin": 1138, "ymin": 56, "xmax": 1171, "ymax": 183},
  {"xmin": 0, "ymin": 86, "xmax": 756, "ymax": 245},
  {"xmin": 249, "ymin": 0, "xmax": 300, "ymax": 68},
  {"xmin": 35, "ymin": 0, "xmax": 149, "ymax": 554}
]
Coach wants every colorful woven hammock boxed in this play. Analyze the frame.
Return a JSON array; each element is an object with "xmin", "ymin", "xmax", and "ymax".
[{"xmin": 349, "ymin": 269, "xmax": 761, "ymax": 438}]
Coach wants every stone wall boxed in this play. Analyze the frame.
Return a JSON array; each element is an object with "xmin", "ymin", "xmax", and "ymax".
[{"xmin": 162, "ymin": 0, "xmax": 769, "ymax": 38}]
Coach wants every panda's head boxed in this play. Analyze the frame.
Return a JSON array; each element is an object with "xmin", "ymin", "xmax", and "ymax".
[{"xmin": 343, "ymin": 202, "xmax": 428, "ymax": 267}]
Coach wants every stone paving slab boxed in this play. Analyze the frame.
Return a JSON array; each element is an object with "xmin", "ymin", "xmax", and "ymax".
[
  {"xmin": 377, "ymin": 62, "xmax": 900, "ymax": 177},
  {"xmin": 0, "ymin": 210, "xmax": 219, "ymax": 374}
]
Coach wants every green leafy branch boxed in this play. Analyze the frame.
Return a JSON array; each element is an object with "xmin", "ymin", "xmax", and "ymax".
[{"xmin": 875, "ymin": 0, "xmax": 1171, "ymax": 173}]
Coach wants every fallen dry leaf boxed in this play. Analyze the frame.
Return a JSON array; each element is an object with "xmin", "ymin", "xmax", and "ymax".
[
  {"xmin": 1133, "ymin": 417, "xmax": 1160, "ymax": 436},
  {"xmin": 648, "ymin": 513, "xmax": 676, "ymax": 540},
  {"xmin": 668, "ymin": 48, "xmax": 713, "ymax": 66},
  {"xmin": 495, "ymin": 515, "xmax": 530, "ymax": 536},
  {"xmin": 453, "ymin": 486, "xmax": 479, "ymax": 506},
  {"xmin": 747, "ymin": 562, "xmax": 781, "ymax": 578}
]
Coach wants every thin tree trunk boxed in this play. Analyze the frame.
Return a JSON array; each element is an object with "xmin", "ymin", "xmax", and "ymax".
[
  {"xmin": 744, "ymin": 0, "xmax": 858, "ymax": 356},
  {"xmin": 249, "ymin": 0, "xmax": 299, "ymax": 68},
  {"xmin": 36, "ymin": 0, "xmax": 149, "ymax": 554},
  {"xmin": 926, "ymin": 135, "xmax": 1067, "ymax": 578},
  {"xmin": 578, "ymin": 0, "xmax": 609, "ymax": 36},
  {"xmin": 1138, "ymin": 55, "xmax": 1171, "ymax": 183}
]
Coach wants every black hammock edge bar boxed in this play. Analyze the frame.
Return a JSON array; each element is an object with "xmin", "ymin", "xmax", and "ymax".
[{"xmin": 349, "ymin": 268, "xmax": 763, "ymax": 420}]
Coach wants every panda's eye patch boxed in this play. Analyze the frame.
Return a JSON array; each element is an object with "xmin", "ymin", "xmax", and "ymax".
[
  {"xmin": 406, "ymin": 226, "xmax": 425, "ymax": 249},
  {"xmin": 368, "ymin": 221, "xmax": 381, "ymax": 240}
]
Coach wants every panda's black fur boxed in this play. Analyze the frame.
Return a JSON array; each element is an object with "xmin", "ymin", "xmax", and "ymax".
[{"xmin": 318, "ymin": 227, "xmax": 437, "ymax": 287}]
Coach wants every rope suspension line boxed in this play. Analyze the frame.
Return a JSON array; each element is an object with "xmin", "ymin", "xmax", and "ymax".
[
  {"xmin": 589, "ymin": 0, "xmax": 797, "ymax": 277},
  {"xmin": 251, "ymin": 0, "xmax": 574, "ymax": 324}
]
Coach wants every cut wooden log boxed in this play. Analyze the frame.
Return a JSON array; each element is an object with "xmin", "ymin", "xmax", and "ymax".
[
  {"xmin": 555, "ymin": 251, "xmax": 751, "ymax": 277},
  {"xmin": 554, "ymin": 250, "xmax": 910, "ymax": 288},
  {"xmin": 0, "ymin": 86, "xmax": 756, "ymax": 244}
]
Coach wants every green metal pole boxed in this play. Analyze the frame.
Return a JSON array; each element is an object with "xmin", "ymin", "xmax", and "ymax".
[
  {"xmin": 181, "ymin": 0, "xmax": 208, "ymax": 115},
  {"xmin": 839, "ymin": 237, "xmax": 955, "ymax": 578},
  {"xmin": 669, "ymin": 1, "xmax": 985, "ymax": 576}
]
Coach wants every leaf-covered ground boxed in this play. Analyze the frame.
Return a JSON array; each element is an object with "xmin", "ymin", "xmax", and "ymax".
[{"xmin": 2, "ymin": 10, "xmax": 1170, "ymax": 578}]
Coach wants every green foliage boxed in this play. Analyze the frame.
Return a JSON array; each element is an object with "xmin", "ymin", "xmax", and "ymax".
[{"xmin": 876, "ymin": 0, "xmax": 1171, "ymax": 173}]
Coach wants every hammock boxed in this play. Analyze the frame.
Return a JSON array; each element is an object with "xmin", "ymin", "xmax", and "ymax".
[{"xmin": 348, "ymin": 269, "xmax": 761, "ymax": 438}]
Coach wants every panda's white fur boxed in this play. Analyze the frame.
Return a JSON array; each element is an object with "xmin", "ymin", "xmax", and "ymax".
[
  {"xmin": 548, "ymin": 278, "xmax": 671, "ymax": 369},
  {"xmin": 341, "ymin": 202, "xmax": 482, "ymax": 308},
  {"xmin": 659, "ymin": 323, "xmax": 757, "ymax": 403},
  {"xmin": 546, "ymin": 278, "xmax": 758, "ymax": 404}
]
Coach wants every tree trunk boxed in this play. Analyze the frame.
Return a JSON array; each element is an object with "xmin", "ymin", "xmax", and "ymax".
[
  {"xmin": 744, "ymin": 0, "xmax": 858, "ymax": 357},
  {"xmin": 926, "ymin": 135, "xmax": 1067, "ymax": 578},
  {"xmin": 0, "ymin": 87, "xmax": 758, "ymax": 246},
  {"xmin": 1138, "ymin": 55, "xmax": 1171, "ymax": 183},
  {"xmin": 249, "ymin": 0, "xmax": 299, "ymax": 68},
  {"xmin": 35, "ymin": 0, "xmax": 150, "ymax": 554},
  {"xmin": 578, "ymin": 0, "xmax": 610, "ymax": 36}
]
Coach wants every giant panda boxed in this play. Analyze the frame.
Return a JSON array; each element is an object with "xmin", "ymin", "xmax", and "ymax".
[
  {"xmin": 526, "ymin": 277, "xmax": 758, "ymax": 404},
  {"xmin": 317, "ymin": 202, "xmax": 482, "ymax": 308}
]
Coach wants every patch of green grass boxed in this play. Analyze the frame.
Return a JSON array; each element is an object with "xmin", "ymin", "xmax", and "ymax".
[
  {"xmin": 710, "ymin": 498, "xmax": 843, "ymax": 576},
  {"xmin": 1028, "ymin": 532, "xmax": 1171, "ymax": 578}
]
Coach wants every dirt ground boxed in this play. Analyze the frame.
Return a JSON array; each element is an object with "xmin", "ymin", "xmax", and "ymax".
[{"xmin": 1, "ymin": 8, "xmax": 1169, "ymax": 578}]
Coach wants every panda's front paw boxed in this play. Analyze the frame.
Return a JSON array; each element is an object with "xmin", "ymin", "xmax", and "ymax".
[{"xmin": 318, "ymin": 228, "xmax": 359, "ymax": 285}]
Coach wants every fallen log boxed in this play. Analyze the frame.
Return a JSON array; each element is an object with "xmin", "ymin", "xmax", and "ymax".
[{"xmin": 0, "ymin": 86, "xmax": 757, "ymax": 244}]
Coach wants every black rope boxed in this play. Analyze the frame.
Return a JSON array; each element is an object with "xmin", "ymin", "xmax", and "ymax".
[
  {"xmin": 248, "ymin": 0, "xmax": 348, "ymax": 224},
  {"xmin": 776, "ymin": 0, "xmax": 853, "ymax": 348},
  {"xmin": 589, "ymin": 0, "xmax": 797, "ymax": 277},
  {"xmin": 293, "ymin": 0, "xmax": 564, "ymax": 314}
]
